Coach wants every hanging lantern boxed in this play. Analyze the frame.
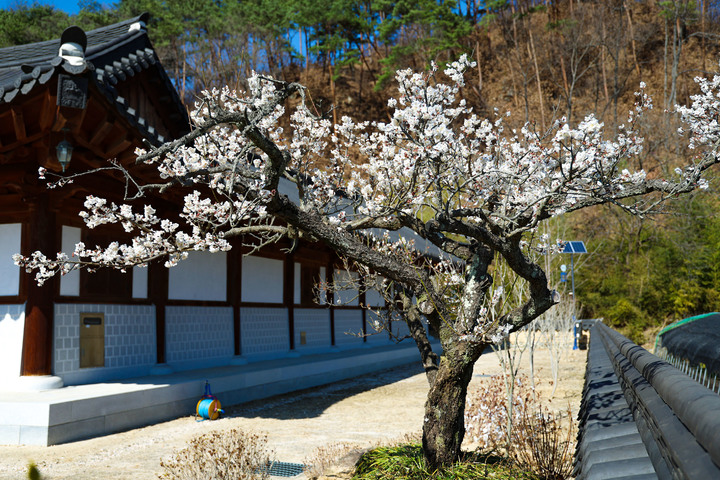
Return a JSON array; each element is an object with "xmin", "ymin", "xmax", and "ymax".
[{"xmin": 56, "ymin": 139, "xmax": 73, "ymax": 172}]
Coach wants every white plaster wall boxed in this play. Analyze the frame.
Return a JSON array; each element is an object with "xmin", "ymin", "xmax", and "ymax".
[
  {"xmin": 59, "ymin": 226, "xmax": 81, "ymax": 296},
  {"xmin": 334, "ymin": 270, "xmax": 359, "ymax": 306},
  {"xmin": 0, "ymin": 305, "xmax": 25, "ymax": 382},
  {"xmin": 392, "ymin": 319, "xmax": 411, "ymax": 339},
  {"xmin": 132, "ymin": 265, "xmax": 148, "ymax": 299},
  {"xmin": 365, "ymin": 277, "xmax": 385, "ymax": 307},
  {"xmin": 318, "ymin": 266, "xmax": 327, "ymax": 305},
  {"xmin": 0, "ymin": 223, "xmax": 21, "ymax": 296},
  {"xmin": 168, "ymin": 251, "xmax": 226, "ymax": 301},
  {"xmin": 365, "ymin": 288, "xmax": 384, "ymax": 307},
  {"xmin": 333, "ymin": 310, "xmax": 364, "ymax": 347},
  {"xmin": 294, "ymin": 262, "xmax": 301, "ymax": 304},
  {"xmin": 295, "ymin": 264, "xmax": 327, "ymax": 305},
  {"xmin": 165, "ymin": 306, "xmax": 233, "ymax": 368},
  {"xmin": 241, "ymin": 256, "xmax": 283, "ymax": 303},
  {"xmin": 54, "ymin": 304, "xmax": 156, "ymax": 385},
  {"xmin": 365, "ymin": 310, "xmax": 392, "ymax": 345},
  {"xmin": 240, "ymin": 307, "xmax": 289, "ymax": 357},
  {"xmin": 294, "ymin": 308, "xmax": 331, "ymax": 351}
]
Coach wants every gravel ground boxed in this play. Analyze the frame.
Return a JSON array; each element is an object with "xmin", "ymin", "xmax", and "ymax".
[{"xmin": 0, "ymin": 339, "xmax": 586, "ymax": 480}]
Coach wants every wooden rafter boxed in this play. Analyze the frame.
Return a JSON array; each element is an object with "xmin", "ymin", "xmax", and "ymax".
[
  {"xmin": 38, "ymin": 89, "xmax": 54, "ymax": 132},
  {"xmin": 89, "ymin": 119, "xmax": 115, "ymax": 145},
  {"xmin": 11, "ymin": 107, "xmax": 26, "ymax": 141},
  {"xmin": 105, "ymin": 134, "xmax": 131, "ymax": 159}
]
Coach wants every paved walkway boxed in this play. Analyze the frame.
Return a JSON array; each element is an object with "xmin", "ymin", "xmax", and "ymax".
[
  {"xmin": 0, "ymin": 344, "xmax": 586, "ymax": 480},
  {"xmin": 0, "ymin": 361, "xmax": 430, "ymax": 479},
  {"xmin": 0, "ymin": 343, "xmax": 424, "ymax": 446}
]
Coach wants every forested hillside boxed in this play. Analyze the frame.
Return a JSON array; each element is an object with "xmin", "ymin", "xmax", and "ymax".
[{"xmin": 3, "ymin": 0, "xmax": 720, "ymax": 341}]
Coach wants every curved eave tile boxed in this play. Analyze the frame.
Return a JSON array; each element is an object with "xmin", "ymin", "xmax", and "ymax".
[
  {"xmin": 92, "ymin": 46, "xmax": 185, "ymax": 146},
  {"xmin": 0, "ymin": 61, "xmax": 81, "ymax": 105}
]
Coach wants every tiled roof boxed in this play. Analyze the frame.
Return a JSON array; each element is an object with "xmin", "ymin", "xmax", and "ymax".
[
  {"xmin": 574, "ymin": 327, "xmax": 657, "ymax": 479},
  {"xmin": 0, "ymin": 13, "xmax": 189, "ymax": 146},
  {"xmin": 0, "ymin": 16, "xmax": 141, "ymax": 68},
  {"xmin": 656, "ymin": 313, "xmax": 720, "ymax": 375},
  {"xmin": 576, "ymin": 322, "xmax": 720, "ymax": 479}
]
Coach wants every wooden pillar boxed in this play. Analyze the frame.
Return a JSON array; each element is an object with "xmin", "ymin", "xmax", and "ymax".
[
  {"xmin": 21, "ymin": 194, "xmax": 57, "ymax": 376},
  {"xmin": 328, "ymin": 260, "xmax": 336, "ymax": 346},
  {"xmin": 229, "ymin": 248, "xmax": 242, "ymax": 356},
  {"xmin": 285, "ymin": 252, "xmax": 295, "ymax": 350},
  {"xmin": 149, "ymin": 261, "xmax": 168, "ymax": 364}
]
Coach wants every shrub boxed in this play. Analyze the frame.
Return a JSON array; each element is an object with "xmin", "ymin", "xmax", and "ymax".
[
  {"xmin": 464, "ymin": 374, "xmax": 535, "ymax": 451},
  {"xmin": 158, "ymin": 428, "xmax": 274, "ymax": 480},
  {"xmin": 464, "ymin": 375, "xmax": 576, "ymax": 479},
  {"xmin": 352, "ymin": 443, "xmax": 538, "ymax": 480},
  {"xmin": 303, "ymin": 442, "xmax": 357, "ymax": 479},
  {"xmin": 510, "ymin": 405, "xmax": 575, "ymax": 480},
  {"xmin": 27, "ymin": 462, "xmax": 41, "ymax": 480}
]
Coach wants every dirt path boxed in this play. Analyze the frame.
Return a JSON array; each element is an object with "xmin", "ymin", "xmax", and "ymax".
[{"xmin": 0, "ymin": 342, "xmax": 586, "ymax": 480}]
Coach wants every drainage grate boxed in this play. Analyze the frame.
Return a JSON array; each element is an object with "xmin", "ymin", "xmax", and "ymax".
[{"xmin": 260, "ymin": 461, "xmax": 305, "ymax": 477}]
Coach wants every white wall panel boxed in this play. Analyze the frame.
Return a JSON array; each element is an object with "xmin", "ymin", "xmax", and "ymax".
[
  {"xmin": 0, "ymin": 305, "xmax": 24, "ymax": 381},
  {"xmin": 0, "ymin": 224, "xmax": 21, "ymax": 296},
  {"xmin": 365, "ymin": 286, "xmax": 385, "ymax": 307},
  {"xmin": 132, "ymin": 265, "xmax": 148, "ymax": 299},
  {"xmin": 168, "ymin": 251, "xmax": 226, "ymax": 301},
  {"xmin": 241, "ymin": 256, "xmax": 283, "ymax": 303},
  {"xmin": 294, "ymin": 262, "xmax": 301, "ymax": 304},
  {"xmin": 59, "ymin": 226, "xmax": 81, "ymax": 296},
  {"xmin": 334, "ymin": 270, "xmax": 359, "ymax": 306},
  {"xmin": 365, "ymin": 310, "xmax": 392, "ymax": 345},
  {"xmin": 318, "ymin": 267, "xmax": 327, "ymax": 305}
]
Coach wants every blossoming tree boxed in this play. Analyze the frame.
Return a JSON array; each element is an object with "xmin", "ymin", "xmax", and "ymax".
[{"xmin": 16, "ymin": 56, "xmax": 720, "ymax": 467}]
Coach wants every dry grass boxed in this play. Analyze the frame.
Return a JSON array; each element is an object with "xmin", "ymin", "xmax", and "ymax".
[
  {"xmin": 465, "ymin": 373, "xmax": 576, "ymax": 479},
  {"xmin": 158, "ymin": 428, "xmax": 274, "ymax": 480}
]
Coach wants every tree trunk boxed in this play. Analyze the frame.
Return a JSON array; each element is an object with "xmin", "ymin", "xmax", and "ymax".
[
  {"xmin": 624, "ymin": 1, "xmax": 641, "ymax": 77},
  {"xmin": 669, "ymin": 17, "xmax": 682, "ymax": 108},
  {"xmin": 528, "ymin": 26, "xmax": 546, "ymax": 131},
  {"xmin": 702, "ymin": 0, "xmax": 706, "ymax": 71},
  {"xmin": 422, "ymin": 341, "xmax": 484, "ymax": 469}
]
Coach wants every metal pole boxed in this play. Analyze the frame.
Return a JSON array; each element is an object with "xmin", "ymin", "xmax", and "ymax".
[
  {"xmin": 571, "ymin": 253, "xmax": 576, "ymax": 303},
  {"xmin": 571, "ymin": 253, "xmax": 577, "ymax": 350}
]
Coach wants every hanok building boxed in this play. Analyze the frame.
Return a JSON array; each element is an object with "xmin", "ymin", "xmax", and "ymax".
[{"xmin": 0, "ymin": 15, "xmax": 424, "ymax": 445}]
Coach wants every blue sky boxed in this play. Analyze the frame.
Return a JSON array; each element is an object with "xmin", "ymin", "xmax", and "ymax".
[{"xmin": 0, "ymin": 1, "xmax": 82, "ymax": 14}]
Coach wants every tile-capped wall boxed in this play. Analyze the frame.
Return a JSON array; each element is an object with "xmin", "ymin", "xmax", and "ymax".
[
  {"xmin": 240, "ymin": 307, "xmax": 289, "ymax": 357},
  {"xmin": 54, "ymin": 304, "xmax": 155, "ymax": 376},
  {"xmin": 166, "ymin": 306, "xmax": 233, "ymax": 364},
  {"xmin": 294, "ymin": 308, "xmax": 331, "ymax": 350},
  {"xmin": 333, "ymin": 310, "xmax": 364, "ymax": 346}
]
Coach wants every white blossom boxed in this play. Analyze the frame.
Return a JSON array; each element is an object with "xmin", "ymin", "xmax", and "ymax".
[{"xmin": 14, "ymin": 60, "xmax": 720, "ymax": 340}]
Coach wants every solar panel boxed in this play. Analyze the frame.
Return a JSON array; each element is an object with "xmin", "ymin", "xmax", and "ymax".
[
  {"xmin": 571, "ymin": 241, "xmax": 587, "ymax": 253},
  {"xmin": 561, "ymin": 241, "xmax": 587, "ymax": 254}
]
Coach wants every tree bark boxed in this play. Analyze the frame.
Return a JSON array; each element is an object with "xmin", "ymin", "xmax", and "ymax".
[
  {"xmin": 422, "ymin": 340, "xmax": 485, "ymax": 469},
  {"xmin": 400, "ymin": 293, "xmax": 439, "ymax": 385}
]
